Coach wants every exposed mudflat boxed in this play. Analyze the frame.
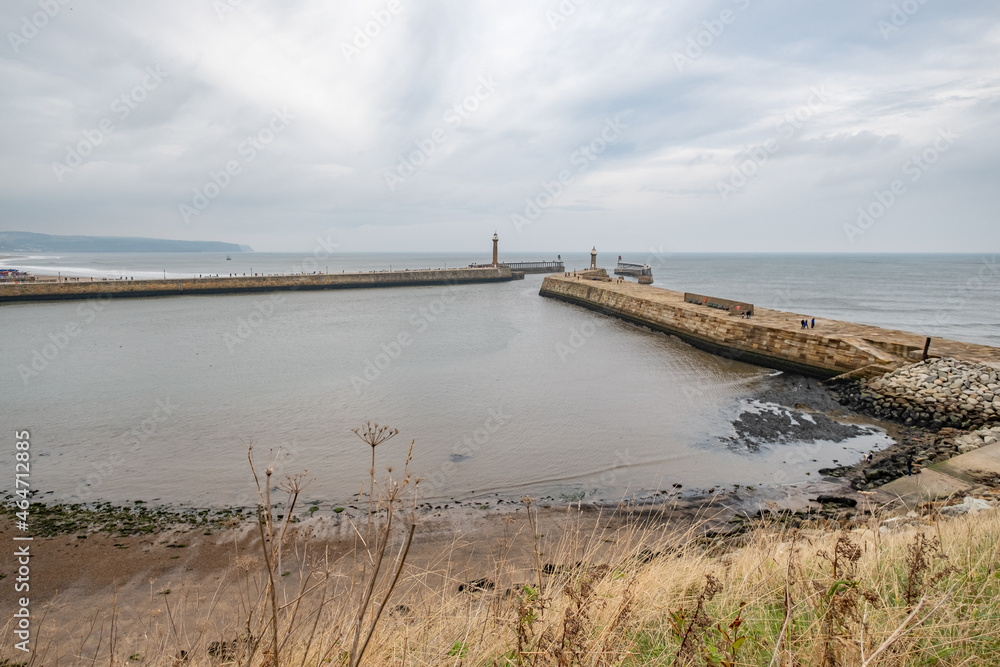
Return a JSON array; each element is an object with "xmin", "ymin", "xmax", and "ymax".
[
  {"xmin": 718, "ymin": 371, "xmax": 885, "ymax": 461},
  {"xmin": 728, "ymin": 401, "xmax": 876, "ymax": 451}
]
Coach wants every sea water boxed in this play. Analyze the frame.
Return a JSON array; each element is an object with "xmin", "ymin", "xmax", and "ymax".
[{"xmin": 1, "ymin": 252, "xmax": 995, "ymax": 506}]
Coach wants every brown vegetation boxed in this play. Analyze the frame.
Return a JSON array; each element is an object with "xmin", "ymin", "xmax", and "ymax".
[{"xmin": 7, "ymin": 424, "xmax": 1000, "ymax": 666}]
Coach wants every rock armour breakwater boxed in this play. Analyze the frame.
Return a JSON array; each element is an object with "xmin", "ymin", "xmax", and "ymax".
[
  {"xmin": 955, "ymin": 425, "xmax": 1000, "ymax": 454},
  {"xmin": 837, "ymin": 358, "xmax": 1000, "ymax": 430},
  {"xmin": 0, "ymin": 266, "xmax": 517, "ymax": 303},
  {"xmin": 539, "ymin": 274, "xmax": 1000, "ymax": 379}
]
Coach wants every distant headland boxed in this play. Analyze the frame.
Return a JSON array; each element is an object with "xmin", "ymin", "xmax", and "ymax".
[{"xmin": 0, "ymin": 231, "xmax": 252, "ymax": 253}]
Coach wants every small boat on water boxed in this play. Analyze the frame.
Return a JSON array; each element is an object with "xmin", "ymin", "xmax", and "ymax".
[{"xmin": 226, "ymin": 255, "xmax": 231, "ymax": 260}]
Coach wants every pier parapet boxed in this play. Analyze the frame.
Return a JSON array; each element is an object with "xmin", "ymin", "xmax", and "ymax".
[{"xmin": 684, "ymin": 292, "xmax": 753, "ymax": 316}]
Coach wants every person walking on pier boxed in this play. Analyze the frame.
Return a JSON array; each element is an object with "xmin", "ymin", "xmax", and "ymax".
[{"xmin": 811, "ymin": 318, "xmax": 815, "ymax": 329}]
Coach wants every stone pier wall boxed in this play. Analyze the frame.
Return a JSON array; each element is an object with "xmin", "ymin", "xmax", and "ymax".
[
  {"xmin": 0, "ymin": 267, "xmax": 515, "ymax": 304},
  {"xmin": 540, "ymin": 277, "xmax": 897, "ymax": 378}
]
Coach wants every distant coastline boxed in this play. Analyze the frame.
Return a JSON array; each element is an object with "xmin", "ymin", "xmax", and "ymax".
[{"xmin": 0, "ymin": 231, "xmax": 251, "ymax": 253}]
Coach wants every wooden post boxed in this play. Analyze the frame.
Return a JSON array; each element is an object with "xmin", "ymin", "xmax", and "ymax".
[{"xmin": 922, "ymin": 337, "xmax": 931, "ymax": 361}]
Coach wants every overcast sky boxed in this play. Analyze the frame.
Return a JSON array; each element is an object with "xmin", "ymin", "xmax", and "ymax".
[{"xmin": 2, "ymin": 0, "xmax": 998, "ymax": 253}]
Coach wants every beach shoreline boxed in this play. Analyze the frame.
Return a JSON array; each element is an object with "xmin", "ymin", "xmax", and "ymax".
[
  {"xmin": 0, "ymin": 429, "xmax": 977, "ymax": 663},
  {"xmin": 5, "ymin": 374, "xmax": 995, "ymax": 663},
  {"xmin": 0, "ymin": 383, "xmax": 922, "ymax": 605}
]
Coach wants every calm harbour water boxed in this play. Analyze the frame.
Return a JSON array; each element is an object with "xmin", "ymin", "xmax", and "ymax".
[{"xmin": 1, "ymin": 252, "xmax": 997, "ymax": 507}]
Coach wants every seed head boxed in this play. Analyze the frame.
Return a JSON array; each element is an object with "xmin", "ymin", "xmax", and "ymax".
[{"xmin": 352, "ymin": 421, "xmax": 399, "ymax": 450}]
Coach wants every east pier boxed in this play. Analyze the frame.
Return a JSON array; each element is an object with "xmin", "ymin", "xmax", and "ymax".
[{"xmin": 540, "ymin": 271, "xmax": 1000, "ymax": 379}]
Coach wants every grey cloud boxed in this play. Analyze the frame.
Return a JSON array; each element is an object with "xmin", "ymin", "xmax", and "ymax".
[{"xmin": 0, "ymin": 0, "xmax": 997, "ymax": 252}]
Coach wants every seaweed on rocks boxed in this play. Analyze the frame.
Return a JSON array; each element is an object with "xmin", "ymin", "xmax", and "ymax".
[{"xmin": 0, "ymin": 497, "xmax": 250, "ymax": 537}]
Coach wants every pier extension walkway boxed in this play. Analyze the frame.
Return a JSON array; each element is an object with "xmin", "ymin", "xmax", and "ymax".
[
  {"xmin": 613, "ymin": 261, "xmax": 652, "ymax": 277},
  {"xmin": 470, "ymin": 260, "xmax": 564, "ymax": 274}
]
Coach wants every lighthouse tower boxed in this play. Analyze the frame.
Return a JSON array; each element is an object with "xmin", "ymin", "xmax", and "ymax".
[
  {"xmin": 492, "ymin": 232, "xmax": 499, "ymax": 267},
  {"xmin": 590, "ymin": 246, "xmax": 597, "ymax": 270}
]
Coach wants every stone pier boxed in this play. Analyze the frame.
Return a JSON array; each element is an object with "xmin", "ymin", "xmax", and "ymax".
[
  {"xmin": 0, "ymin": 266, "xmax": 517, "ymax": 304},
  {"xmin": 539, "ymin": 273, "xmax": 1000, "ymax": 378}
]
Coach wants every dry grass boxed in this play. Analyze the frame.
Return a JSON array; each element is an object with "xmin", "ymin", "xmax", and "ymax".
[
  {"xmin": 11, "ymin": 424, "xmax": 1000, "ymax": 666},
  {"xmin": 326, "ymin": 506, "xmax": 1000, "ymax": 667},
  {"xmin": 14, "ymin": 501, "xmax": 1000, "ymax": 666}
]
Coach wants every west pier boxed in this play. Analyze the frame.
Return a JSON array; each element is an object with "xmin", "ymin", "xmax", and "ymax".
[{"xmin": 0, "ymin": 266, "xmax": 518, "ymax": 304}]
